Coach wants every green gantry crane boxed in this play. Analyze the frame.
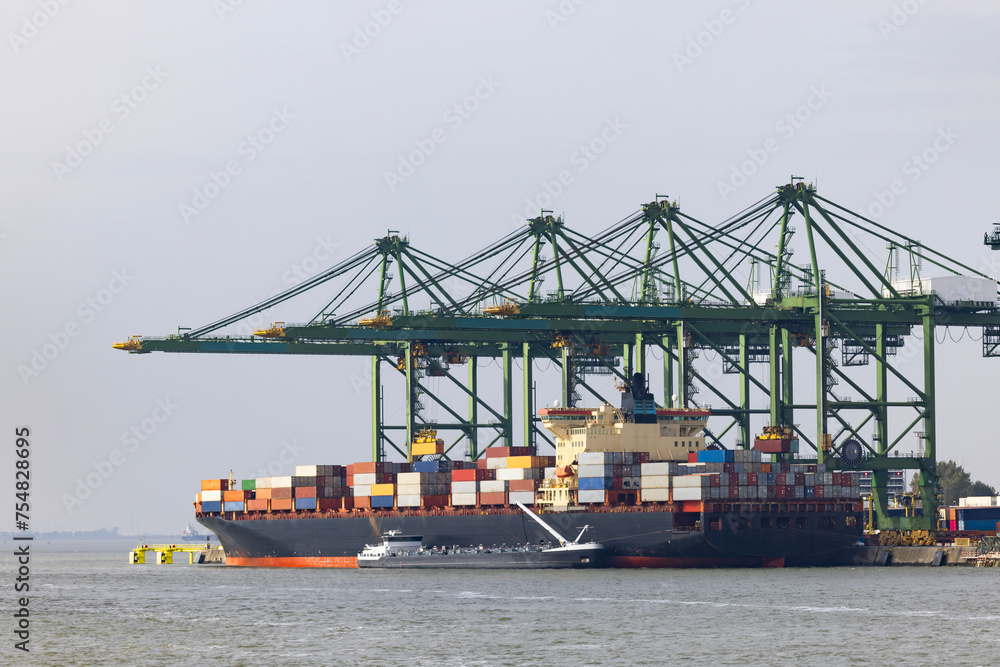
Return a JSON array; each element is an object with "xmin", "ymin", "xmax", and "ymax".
[{"xmin": 114, "ymin": 180, "xmax": 1000, "ymax": 532}]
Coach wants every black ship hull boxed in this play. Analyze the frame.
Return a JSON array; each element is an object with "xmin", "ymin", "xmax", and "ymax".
[{"xmin": 198, "ymin": 504, "xmax": 866, "ymax": 568}]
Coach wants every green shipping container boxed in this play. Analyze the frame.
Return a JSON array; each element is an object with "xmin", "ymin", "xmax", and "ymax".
[{"xmin": 241, "ymin": 479, "xmax": 256, "ymax": 491}]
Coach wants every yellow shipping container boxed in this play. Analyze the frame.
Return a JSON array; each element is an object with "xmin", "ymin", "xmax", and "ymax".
[
  {"xmin": 506, "ymin": 455, "xmax": 535, "ymax": 469},
  {"xmin": 371, "ymin": 483, "xmax": 396, "ymax": 496},
  {"xmin": 412, "ymin": 440, "xmax": 443, "ymax": 456}
]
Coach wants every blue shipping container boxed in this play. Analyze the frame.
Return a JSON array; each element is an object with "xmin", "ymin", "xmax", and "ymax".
[
  {"xmin": 579, "ymin": 477, "xmax": 612, "ymax": 490},
  {"xmin": 371, "ymin": 495, "xmax": 395, "ymax": 508},
  {"xmin": 804, "ymin": 487, "xmax": 815, "ymax": 499},
  {"xmin": 697, "ymin": 450, "xmax": 726, "ymax": 463},
  {"xmin": 413, "ymin": 460, "xmax": 447, "ymax": 473},
  {"xmin": 295, "ymin": 497, "xmax": 317, "ymax": 510},
  {"xmin": 201, "ymin": 501, "xmax": 222, "ymax": 513},
  {"xmin": 963, "ymin": 519, "xmax": 999, "ymax": 531},
  {"xmin": 223, "ymin": 501, "xmax": 244, "ymax": 512}
]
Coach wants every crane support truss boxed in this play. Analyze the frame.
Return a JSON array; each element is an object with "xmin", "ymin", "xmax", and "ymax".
[{"xmin": 118, "ymin": 182, "xmax": 1000, "ymax": 531}]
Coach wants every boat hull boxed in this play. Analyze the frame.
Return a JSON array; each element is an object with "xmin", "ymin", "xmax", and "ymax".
[{"xmin": 198, "ymin": 504, "xmax": 865, "ymax": 569}]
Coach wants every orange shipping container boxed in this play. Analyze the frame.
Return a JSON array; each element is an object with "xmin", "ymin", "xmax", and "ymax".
[
  {"xmin": 223, "ymin": 490, "xmax": 251, "ymax": 502},
  {"xmin": 271, "ymin": 488, "xmax": 293, "ymax": 499},
  {"xmin": 255, "ymin": 488, "xmax": 272, "ymax": 500},
  {"xmin": 295, "ymin": 486, "xmax": 317, "ymax": 498},
  {"xmin": 354, "ymin": 496, "xmax": 372, "ymax": 509},
  {"xmin": 270, "ymin": 498, "xmax": 293, "ymax": 511},
  {"xmin": 371, "ymin": 483, "xmax": 395, "ymax": 496},
  {"xmin": 247, "ymin": 499, "xmax": 269, "ymax": 511},
  {"xmin": 201, "ymin": 479, "xmax": 229, "ymax": 491},
  {"xmin": 353, "ymin": 462, "xmax": 384, "ymax": 474},
  {"xmin": 682, "ymin": 500, "xmax": 704, "ymax": 513}
]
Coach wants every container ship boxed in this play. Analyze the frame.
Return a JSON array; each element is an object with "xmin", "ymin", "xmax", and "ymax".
[{"xmin": 195, "ymin": 375, "xmax": 864, "ymax": 568}]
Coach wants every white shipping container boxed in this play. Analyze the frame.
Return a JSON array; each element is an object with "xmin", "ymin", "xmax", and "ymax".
[
  {"xmin": 396, "ymin": 495, "xmax": 422, "ymax": 507},
  {"xmin": 295, "ymin": 465, "xmax": 319, "ymax": 477},
  {"xmin": 255, "ymin": 477, "xmax": 271, "ymax": 489},
  {"xmin": 397, "ymin": 472, "xmax": 423, "ymax": 484},
  {"xmin": 353, "ymin": 473, "xmax": 377, "ymax": 486},
  {"xmin": 201, "ymin": 490, "xmax": 222, "ymax": 502},
  {"xmin": 578, "ymin": 451, "xmax": 611, "ymax": 465},
  {"xmin": 451, "ymin": 481, "xmax": 478, "ymax": 494},
  {"xmin": 578, "ymin": 489, "xmax": 607, "ymax": 504},
  {"xmin": 640, "ymin": 475, "xmax": 671, "ymax": 489},
  {"xmin": 640, "ymin": 488, "xmax": 670, "ymax": 502},
  {"xmin": 353, "ymin": 485, "xmax": 372, "ymax": 497},
  {"xmin": 672, "ymin": 486, "xmax": 708, "ymax": 501},
  {"xmin": 451, "ymin": 493, "xmax": 478, "ymax": 506},
  {"xmin": 674, "ymin": 474, "xmax": 710, "ymax": 488},
  {"xmin": 480, "ymin": 480, "xmax": 507, "ymax": 493},
  {"xmin": 888, "ymin": 275, "xmax": 998, "ymax": 305},
  {"xmin": 508, "ymin": 491, "xmax": 536, "ymax": 505},
  {"xmin": 397, "ymin": 484, "xmax": 434, "ymax": 496},
  {"xmin": 271, "ymin": 476, "xmax": 293, "ymax": 488},
  {"xmin": 486, "ymin": 457, "xmax": 507, "ymax": 470},
  {"xmin": 497, "ymin": 468, "xmax": 527, "ymax": 481},
  {"xmin": 640, "ymin": 462, "xmax": 671, "ymax": 476}
]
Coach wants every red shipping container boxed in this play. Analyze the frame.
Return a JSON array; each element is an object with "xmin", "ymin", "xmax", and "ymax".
[
  {"xmin": 479, "ymin": 492, "xmax": 507, "ymax": 505},
  {"xmin": 815, "ymin": 486, "xmax": 825, "ymax": 499},
  {"xmin": 271, "ymin": 498, "xmax": 293, "ymax": 511},
  {"xmin": 247, "ymin": 499, "xmax": 269, "ymax": 511},
  {"xmin": 484, "ymin": 447, "xmax": 511, "ymax": 459},
  {"xmin": 794, "ymin": 473, "xmax": 805, "ymax": 485},
  {"xmin": 452, "ymin": 469, "xmax": 478, "ymax": 482},
  {"xmin": 477, "ymin": 459, "xmax": 489, "ymax": 469},
  {"xmin": 710, "ymin": 474, "xmax": 720, "ymax": 487},
  {"xmin": 687, "ymin": 452, "xmax": 698, "ymax": 463},
  {"xmin": 295, "ymin": 486, "xmax": 317, "ymax": 498},
  {"xmin": 508, "ymin": 479, "xmax": 538, "ymax": 492},
  {"xmin": 832, "ymin": 472, "xmax": 842, "ymax": 486},
  {"xmin": 807, "ymin": 464, "xmax": 817, "ymax": 473},
  {"xmin": 271, "ymin": 488, "xmax": 293, "ymax": 499},
  {"xmin": 948, "ymin": 520, "xmax": 957, "ymax": 531},
  {"xmin": 317, "ymin": 498, "xmax": 342, "ymax": 511},
  {"xmin": 723, "ymin": 462, "xmax": 735, "ymax": 473},
  {"xmin": 346, "ymin": 475, "xmax": 354, "ymax": 486},
  {"xmin": 638, "ymin": 452, "xmax": 651, "ymax": 463},
  {"xmin": 728, "ymin": 486, "xmax": 740, "ymax": 499},
  {"xmin": 612, "ymin": 464, "xmax": 623, "ymax": 477},
  {"xmin": 612, "ymin": 477, "xmax": 623, "ymax": 490},
  {"xmin": 747, "ymin": 473, "xmax": 757, "ymax": 486},
  {"xmin": 420, "ymin": 495, "xmax": 449, "ymax": 509},
  {"xmin": 776, "ymin": 486, "xmax": 788, "ymax": 499},
  {"xmin": 346, "ymin": 464, "xmax": 355, "ymax": 475}
]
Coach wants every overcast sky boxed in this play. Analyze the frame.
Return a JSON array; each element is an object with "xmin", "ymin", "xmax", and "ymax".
[{"xmin": 3, "ymin": 1, "xmax": 999, "ymax": 534}]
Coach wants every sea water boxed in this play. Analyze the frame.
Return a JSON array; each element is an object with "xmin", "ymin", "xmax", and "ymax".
[{"xmin": 3, "ymin": 539, "xmax": 999, "ymax": 666}]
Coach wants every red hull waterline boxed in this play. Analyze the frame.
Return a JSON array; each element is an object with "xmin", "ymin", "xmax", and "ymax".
[
  {"xmin": 223, "ymin": 555, "xmax": 785, "ymax": 569},
  {"xmin": 226, "ymin": 556, "xmax": 359, "ymax": 568}
]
